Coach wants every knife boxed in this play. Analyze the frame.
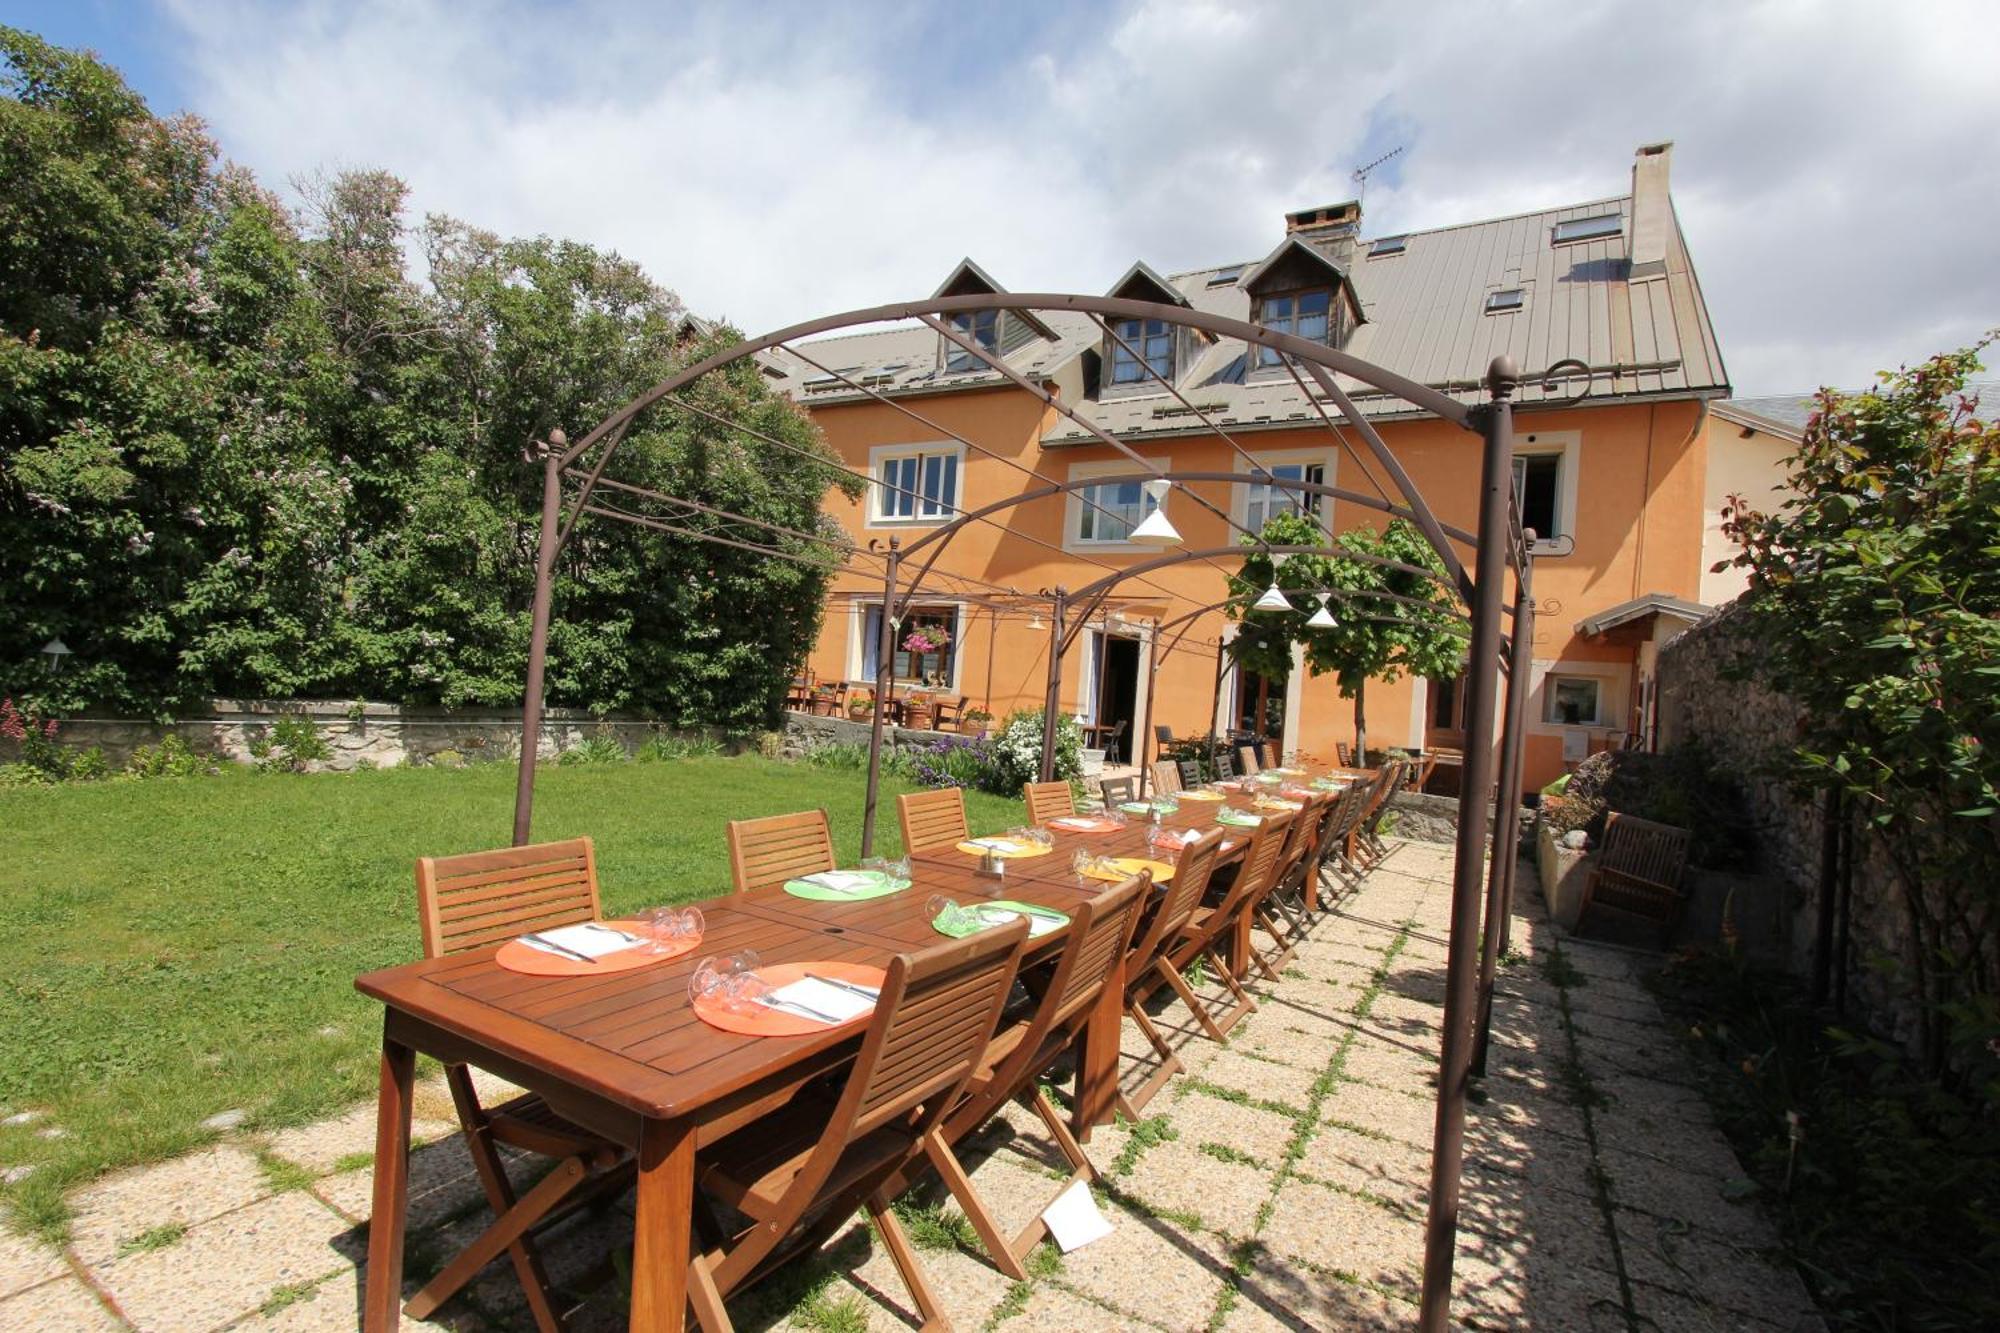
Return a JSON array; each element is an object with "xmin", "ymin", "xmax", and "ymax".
[{"xmin": 806, "ymin": 972, "xmax": 882, "ymax": 1000}]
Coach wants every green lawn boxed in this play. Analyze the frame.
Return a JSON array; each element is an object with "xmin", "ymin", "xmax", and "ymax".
[{"xmin": 0, "ymin": 756, "xmax": 1021, "ymax": 1240}]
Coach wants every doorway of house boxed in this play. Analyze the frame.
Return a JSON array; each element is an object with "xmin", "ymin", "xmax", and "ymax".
[
  {"xmin": 1233, "ymin": 667, "xmax": 1286, "ymax": 747},
  {"xmin": 1093, "ymin": 633, "xmax": 1142, "ymax": 764}
]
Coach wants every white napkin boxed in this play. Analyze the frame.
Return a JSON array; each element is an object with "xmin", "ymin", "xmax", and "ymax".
[
  {"xmin": 804, "ymin": 870, "xmax": 873, "ymax": 893},
  {"xmin": 519, "ymin": 922, "xmax": 637, "ymax": 959},
  {"xmin": 1041, "ymin": 1179, "xmax": 1113, "ymax": 1251},
  {"xmin": 966, "ymin": 837, "xmax": 1020, "ymax": 851},
  {"xmin": 759, "ymin": 976, "xmax": 876, "ymax": 1023},
  {"xmin": 977, "ymin": 905, "xmax": 1064, "ymax": 938}
]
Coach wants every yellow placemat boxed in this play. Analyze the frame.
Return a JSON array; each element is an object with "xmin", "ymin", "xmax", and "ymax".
[
  {"xmin": 1175, "ymin": 790, "xmax": 1224, "ymax": 801},
  {"xmin": 1082, "ymin": 856, "xmax": 1176, "ymax": 884},
  {"xmin": 955, "ymin": 837, "xmax": 1053, "ymax": 860}
]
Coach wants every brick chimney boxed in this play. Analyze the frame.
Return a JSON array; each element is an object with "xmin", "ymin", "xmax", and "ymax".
[
  {"xmin": 1285, "ymin": 199, "xmax": 1362, "ymax": 268},
  {"xmin": 1628, "ymin": 142, "xmax": 1673, "ymax": 283}
]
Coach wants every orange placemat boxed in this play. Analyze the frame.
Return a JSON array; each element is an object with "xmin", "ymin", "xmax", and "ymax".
[
  {"xmin": 1048, "ymin": 815, "xmax": 1121, "ymax": 833},
  {"xmin": 955, "ymin": 837, "xmax": 1053, "ymax": 860},
  {"xmin": 495, "ymin": 920, "xmax": 697, "ymax": 976},
  {"xmin": 691, "ymin": 961, "xmax": 889, "ymax": 1037},
  {"xmin": 1083, "ymin": 856, "xmax": 1177, "ymax": 884}
]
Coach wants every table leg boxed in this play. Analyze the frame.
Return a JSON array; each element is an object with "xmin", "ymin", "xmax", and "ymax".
[
  {"xmin": 363, "ymin": 1019, "xmax": 416, "ymax": 1331},
  {"xmin": 1229, "ymin": 911, "xmax": 1252, "ymax": 979},
  {"xmin": 630, "ymin": 1117, "xmax": 697, "ymax": 1332},
  {"xmin": 1072, "ymin": 959, "xmax": 1123, "ymax": 1140}
]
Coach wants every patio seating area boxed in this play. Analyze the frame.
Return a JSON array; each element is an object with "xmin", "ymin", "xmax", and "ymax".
[{"xmin": 0, "ymin": 828, "xmax": 1822, "ymax": 1332}]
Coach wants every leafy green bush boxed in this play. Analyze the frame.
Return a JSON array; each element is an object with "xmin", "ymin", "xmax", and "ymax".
[
  {"xmin": 125, "ymin": 734, "xmax": 219, "ymax": 778},
  {"xmin": 990, "ymin": 710, "xmax": 1082, "ymax": 791},
  {"xmin": 637, "ymin": 732, "xmax": 723, "ymax": 762},
  {"xmin": 250, "ymin": 715, "xmax": 332, "ymax": 773},
  {"xmin": 800, "ymin": 741, "xmax": 871, "ymax": 770}
]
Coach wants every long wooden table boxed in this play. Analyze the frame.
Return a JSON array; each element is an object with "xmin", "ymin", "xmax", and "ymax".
[{"xmin": 354, "ymin": 775, "xmax": 1367, "ymax": 1331}]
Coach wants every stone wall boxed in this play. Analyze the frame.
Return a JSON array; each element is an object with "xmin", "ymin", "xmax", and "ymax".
[
  {"xmin": 1656, "ymin": 604, "xmax": 1919, "ymax": 1049},
  {"xmin": 36, "ymin": 700, "xmax": 983, "ymax": 773}
]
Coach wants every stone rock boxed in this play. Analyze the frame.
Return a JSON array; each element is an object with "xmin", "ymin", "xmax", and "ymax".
[{"xmin": 201, "ymin": 1109, "xmax": 248, "ymax": 1132}]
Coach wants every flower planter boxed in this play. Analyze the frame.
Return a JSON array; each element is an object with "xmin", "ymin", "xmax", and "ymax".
[{"xmin": 903, "ymin": 704, "xmax": 934, "ymax": 731}]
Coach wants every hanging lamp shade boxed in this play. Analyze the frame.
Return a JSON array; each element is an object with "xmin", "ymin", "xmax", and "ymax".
[
  {"xmin": 1306, "ymin": 594, "xmax": 1337, "ymax": 629},
  {"xmin": 1253, "ymin": 583, "xmax": 1292, "ymax": 612},
  {"xmin": 1127, "ymin": 478, "xmax": 1181, "ymax": 546}
]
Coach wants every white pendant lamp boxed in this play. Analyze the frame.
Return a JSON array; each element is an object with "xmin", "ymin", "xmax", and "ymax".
[
  {"xmin": 1128, "ymin": 478, "xmax": 1182, "ymax": 546},
  {"xmin": 1307, "ymin": 594, "xmax": 1338, "ymax": 629},
  {"xmin": 1252, "ymin": 552, "xmax": 1292, "ymax": 612}
]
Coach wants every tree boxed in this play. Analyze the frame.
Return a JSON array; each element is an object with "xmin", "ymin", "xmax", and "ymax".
[
  {"xmin": 1228, "ymin": 511, "xmax": 1464, "ymax": 760},
  {"xmin": 1719, "ymin": 337, "xmax": 2000, "ymax": 1077}
]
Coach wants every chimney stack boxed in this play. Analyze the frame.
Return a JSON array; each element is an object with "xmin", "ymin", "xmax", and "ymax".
[
  {"xmin": 1628, "ymin": 141, "xmax": 1673, "ymax": 283},
  {"xmin": 1285, "ymin": 199, "xmax": 1362, "ymax": 267}
]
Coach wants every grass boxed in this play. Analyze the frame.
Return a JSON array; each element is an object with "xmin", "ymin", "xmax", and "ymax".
[
  {"xmin": 0, "ymin": 754, "xmax": 1021, "ymax": 1240},
  {"xmin": 116, "ymin": 1221, "xmax": 185, "ymax": 1256}
]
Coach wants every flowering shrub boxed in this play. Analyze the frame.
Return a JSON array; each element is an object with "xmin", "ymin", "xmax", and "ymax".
[
  {"xmin": 902, "ymin": 626, "xmax": 951, "ymax": 655},
  {"xmin": 990, "ymin": 710, "xmax": 1083, "ymax": 792},
  {"xmin": 894, "ymin": 734, "xmax": 1006, "ymax": 792},
  {"xmin": 0, "ymin": 698, "xmax": 79, "ymax": 782}
]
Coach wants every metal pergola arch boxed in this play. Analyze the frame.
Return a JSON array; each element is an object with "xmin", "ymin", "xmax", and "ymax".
[{"xmin": 508, "ymin": 291, "xmax": 1546, "ymax": 1330}]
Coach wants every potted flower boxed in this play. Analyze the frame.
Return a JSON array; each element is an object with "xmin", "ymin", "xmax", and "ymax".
[
  {"xmin": 899, "ymin": 626, "xmax": 950, "ymax": 729},
  {"xmin": 963, "ymin": 706, "xmax": 994, "ymax": 738},
  {"xmin": 846, "ymin": 691, "xmax": 874, "ymax": 721}
]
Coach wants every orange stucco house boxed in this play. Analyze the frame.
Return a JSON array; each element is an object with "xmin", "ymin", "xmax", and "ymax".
[{"xmin": 769, "ymin": 143, "xmax": 1747, "ymax": 793}]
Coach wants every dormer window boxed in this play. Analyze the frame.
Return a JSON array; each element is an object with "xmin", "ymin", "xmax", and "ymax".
[
  {"xmin": 943, "ymin": 310, "xmax": 1000, "ymax": 373},
  {"xmin": 1254, "ymin": 289, "xmax": 1333, "ymax": 367},
  {"xmin": 1110, "ymin": 317, "xmax": 1174, "ymax": 386}
]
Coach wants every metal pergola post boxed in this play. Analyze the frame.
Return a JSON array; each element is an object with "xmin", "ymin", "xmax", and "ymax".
[
  {"xmin": 859, "ymin": 538, "xmax": 900, "ymax": 857},
  {"xmin": 1473, "ymin": 557, "xmax": 1534, "ymax": 1077},
  {"xmin": 1039, "ymin": 588, "xmax": 1066, "ymax": 782},
  {"xmin": 1419, "ymin": 357, "xmax": 1519, "ymax": 1330},
  {"xmin": 511, "ymin": 436, "xmax": 566, "ymax": 847}
]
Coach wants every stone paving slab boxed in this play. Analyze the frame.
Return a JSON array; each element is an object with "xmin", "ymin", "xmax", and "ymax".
[
  {"xmin": 68, "ymin": 1144, "xmax": 271, "ymax": 1268},
  {"xmin": 0, "ymin": 1273, "xmax": 125, "ymax": 1330},
  {"xmin": 0, "ymin": 1225, "xmax": 66, "ymax": 1299}
]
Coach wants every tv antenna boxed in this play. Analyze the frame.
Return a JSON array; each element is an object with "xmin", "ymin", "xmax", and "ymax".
[{"xmin": 1352, "ymin": 146, "xmax": 1405, "ymax": 204}]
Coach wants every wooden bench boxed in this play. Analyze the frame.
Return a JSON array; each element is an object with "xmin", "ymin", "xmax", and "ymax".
[{"xmin": 1576, "ymin": 811, "xmax": 1692, "ymax": 941}]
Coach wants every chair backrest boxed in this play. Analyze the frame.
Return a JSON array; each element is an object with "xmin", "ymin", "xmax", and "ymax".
[
  {"xmin": 1022, "ymin": 780, "xmax": 1075, "ymax": 826},
  {"xmin": 897, "ymin": 788, "xmax": 969, "ymax": 853},
  {"xmin": 1150, "ymin": 760, "xmax": 1182, "ymax": 795},
  {"xmin": 840, "ymin": 920, "xmax": 1032, "ymax": 1137},
  {"xmin": 1276, "ymin": 793, "xmax": 1333, "ymax": 892},
  {"xmin": 1154, "ymin": 724, "xmax": 1174, "ymax": 745},
  {"xmin": 415, "ymin": 837, "xmax": 602, "ymax": 959},
  {"xmin": 1002, "ymin": 875, "xmax": 1149, "ymax": 1074},
  {"xmin": 1213, "ymin": 752, "xmax": 1237, "ymax": 780},
  {"xmin": 1236, "ymin": 745, "xmax": 1261, "ymax": 775},
  {"xmin": 1320, "ymin": 783, "xmax": 1367, "ymax": 860},
  {"xmin": 1598, "ymin": 812, "xmax": 1692, "ymax": 888},
  {"xmin": 1127, "ymin": 828, "xmax": 1224, "ymax": 981},
  {"xmin": 1335, "ymin": 741, "xmax": 1353, "ymax": 767},
  {"xmin": 1099, "ymin": 774, "xmax": 1137, "ymax": 806},
  {"xmin": 1177, "ymin": 759, "xmax": 1202, "ymax": 789},
  {"xmin": 1210, "ymin": 809, "xmax": 1296, "ymax": 927},
  {"xmin": 727, "ymin": 808, "xmax": 835, "ymax": 894}
]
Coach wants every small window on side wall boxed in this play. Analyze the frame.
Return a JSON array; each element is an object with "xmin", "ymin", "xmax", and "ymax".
[
  {"xmin": 1545, "ymin": 675, "xmax": 1602, "ymax": 726},
  {"xmin": 1512, "ymin": 453, "xmax": 1562, "ymax": 541}
]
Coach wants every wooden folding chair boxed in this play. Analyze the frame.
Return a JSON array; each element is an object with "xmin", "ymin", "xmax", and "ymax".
[
  {"xmin": 1150, "ymin": 760, "xmax": 1183, "ymax": 795},
  {"xmin": 1315, "ymin": 782, "xmax": 1371, "ymax": 901},
  {"xmin": 726, "ymin": 808, "xmax": 835, "ymax": 894},
  {"xmin": 407, "ymin": 839, "xmax": 629, "ymax": 1331},
  {"xmin": 1099, "ymin": 774, "xmax": 1137, "ymax": 806},
  {"xmin": 1236, "ymin": 745, "xmax": 1261, "ymax": 775},
  {"xmin": 1148, "ymin": 812, "xmax": 1294, "ymax": 1040},
  {"xmin": 1576, "ymin": 812, "xmax": 1693, "ymax": 942},
  {"xmin": 897, "ymin": 786, "xmax": 969, "ymax": 853},
  {"xmin": 1176, "ymin": 758, "xmax": 1202, "ymax": 788},
  {"xmin": 1115, "ymin": 830, "xmax": 1226, "ymax": 1119},
  {"xmin": 1250, "ymin": 794, "xmax": 1331, "ymax": 979},
  {"xmin": 1021, "ymin": 780, "xmax": 1075, "ymax": 827},
  {"xmin": 1213, "ymin": 751, "xmax": 1237, "ymax": 780},
  {"xmin": 687, "ymin": 921, "xmax": 1032, "ymax": 1333},
  {"xmin": 918, "ymin": 875, "xmax": 1150, "ymax": 1279},
  {"xmin": 1357, "ymin": 760, "xmax": 1411, "ymax": 864},
  {"xmin": 1335, "ymin": 741, "xmax": 1354, "ymax": 767}
]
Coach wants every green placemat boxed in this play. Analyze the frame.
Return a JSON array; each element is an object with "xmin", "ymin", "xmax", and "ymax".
[
  {"xmin": 1215, "ymin": 808, "xmax": 1265, "ymax": 827},
  {"xmin": 931, "ymin": 900, "xmax": 1070, "ymax": 939},
  {"xmin": 782, "ymin": 869, "xmax": 910, "ymax": 901}
]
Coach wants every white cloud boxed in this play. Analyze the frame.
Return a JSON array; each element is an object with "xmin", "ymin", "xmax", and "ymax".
[{"xmin": 162, "ymin": 0, "xmax": 1999, "ymax": 393}]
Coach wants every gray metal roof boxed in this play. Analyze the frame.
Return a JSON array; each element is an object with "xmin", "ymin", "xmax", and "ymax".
[
  {"xmin": 1712, "ymin": 381, "xmax": 2000, "ymax": 441},
  {"xmin": 768, "ymin": 188, "xmax": 1731, "ymax": 438},
  {"xmin": 1575, "ymin": 592, "xmax": 1712, "ymax": 637}
]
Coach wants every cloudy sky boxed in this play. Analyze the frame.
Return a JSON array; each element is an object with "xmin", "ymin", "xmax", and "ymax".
[{"xmin": 15, "ymin": 0, "xmax": 1999, "ymax": 394}]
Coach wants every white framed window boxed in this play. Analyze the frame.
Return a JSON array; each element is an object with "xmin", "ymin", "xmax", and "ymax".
[
  {"xmin": 1064, "ymin": 457, "xmax": 1166, "ymax": 551},
  {"xmin": 854, "ymin": 602, "xmax": 963, "ymax": 687},
  {"xmin": 1254, "ymin": 288, "xmax": 1334, "ymax": 367},
  {"xmin": 942, "ymin": 310, "xmax": 999, "ymax": 374},
  {"xmin": 869, "ymin": 442, "xmax": 962, "ymax": 525},
  {"xmin": 1233, "ymin": 448, "xmax": 1335, "ymax": 536},
  {"xmin": 1109, "ymin": 316, "xmax": 1174, "ymax": 386},
  {"xmin": 1509, "ymin": 430, "xmax": 1580, "ymax": 550},
  {"xmin": 1544, "ymin": 674, "xmax": 1603, "ymax": 726}
]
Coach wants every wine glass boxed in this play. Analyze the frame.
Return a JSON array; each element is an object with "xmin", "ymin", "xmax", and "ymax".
[
  {"xmin": 646, "ymin": 905, "xmax": 680, "ymax": 955},
  {"xmin": 1072, "ymin": 849, "xmax": 1095, "ymax": 884},
  {"xmin": 690, "ymin": 949, "xmax": 763, "ymax": 1011}
]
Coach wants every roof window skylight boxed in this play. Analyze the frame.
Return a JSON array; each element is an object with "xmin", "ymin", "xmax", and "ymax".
[
  {"xmin": 1485, "ymin": 288, "xmax": 1525, "ymax": 313},
  {"xmin": 1552, "ymin": 214, "xmax": 1622, "ymax": 243},
  {"xmin": 1206, "ymin": 265, "xmax": 1244, "ymax": 287},
  {"xmin": 1369, "ymin": 235, "xmax": 1408, "ymax": 256}
]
